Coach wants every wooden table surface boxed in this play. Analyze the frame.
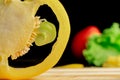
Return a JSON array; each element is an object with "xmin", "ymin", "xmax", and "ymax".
[{"xmin": 32, "ymin": 68, "xmax": 120, "ymax": 80}]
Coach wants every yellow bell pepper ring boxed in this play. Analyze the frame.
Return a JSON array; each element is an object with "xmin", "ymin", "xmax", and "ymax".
[{"xmin": 0, "ymin": 0, "xmax": 70, "ymax": 79}]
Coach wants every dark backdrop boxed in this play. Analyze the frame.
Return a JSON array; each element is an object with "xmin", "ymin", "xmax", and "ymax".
[{"xmin": 56, "ymin": 0, "xmax": 120, "ymax": 66}]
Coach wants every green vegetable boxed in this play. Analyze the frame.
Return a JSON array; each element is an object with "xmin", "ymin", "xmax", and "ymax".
[
  {"xmin": 35, "ymin": 20, "xmax": 56, "ymax": 46},
  {"xmin": 83, "ymin": 22, "xmax": 120, "ymax": 66}
]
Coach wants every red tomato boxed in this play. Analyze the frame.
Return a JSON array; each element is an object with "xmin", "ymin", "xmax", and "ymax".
[{"xmin": 71, "ymin": 25, "xmax": 101, "ymax": 59}]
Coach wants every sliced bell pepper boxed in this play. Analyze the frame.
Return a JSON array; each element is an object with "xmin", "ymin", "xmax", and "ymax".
[{"xmin": 0, "ymin": 0, "xmax": 70, "ymax": 79}]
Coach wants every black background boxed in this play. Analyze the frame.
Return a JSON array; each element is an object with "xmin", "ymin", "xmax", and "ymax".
[
  {"xmin": 9, "ymin": 0, "xmax": 120, "ymax": 67},
  {"xmin": 56, "ymin": 0, "xmax": 120, "ymax": 66}
]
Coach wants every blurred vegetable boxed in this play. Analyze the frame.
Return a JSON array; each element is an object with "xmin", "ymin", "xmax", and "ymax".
[
  {"xmin": 56, "ymin": 64, "xmax": 84, "ymax": 68},
  {"xmin": 83, "ymin": 22, "xmax": 120, "ymax": 66},
  {"xmin": 103, "ymin": 56, "xmax": 120, "ymax": 67},
  {"xmin": 71, "ymin": 25, "xmax": 101, "ymax": 59}
]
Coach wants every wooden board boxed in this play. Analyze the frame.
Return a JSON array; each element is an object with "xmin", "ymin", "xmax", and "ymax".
[{"xmin": 33, "ymin": 68, "xmax": 120, "ymax": 80}]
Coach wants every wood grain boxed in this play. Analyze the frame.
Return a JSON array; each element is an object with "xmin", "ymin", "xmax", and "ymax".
[{"xmin": 33, "ymin": 68, "xmax": 120, "ymax": 80}]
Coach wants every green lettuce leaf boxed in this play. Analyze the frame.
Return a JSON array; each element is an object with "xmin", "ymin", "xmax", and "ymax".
[{"xmin": 83, "ymin": 22, "xmax": 120, "ymax": 66}]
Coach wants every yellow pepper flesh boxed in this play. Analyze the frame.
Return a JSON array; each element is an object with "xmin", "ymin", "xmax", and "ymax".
[{"xmin": 0, "ymin": 0, "xmax": 70, "ymax": 79}]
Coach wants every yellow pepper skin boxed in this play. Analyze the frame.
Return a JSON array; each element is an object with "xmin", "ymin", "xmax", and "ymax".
[{"xmin": 0, "ymin": 0, "xmax": 70, "ymax": 79}]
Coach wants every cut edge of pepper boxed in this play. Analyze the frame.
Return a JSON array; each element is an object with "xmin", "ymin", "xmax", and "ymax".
[{"xmin": 0, "ymin": 0, "xmax": 70, "ymax": 79}]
